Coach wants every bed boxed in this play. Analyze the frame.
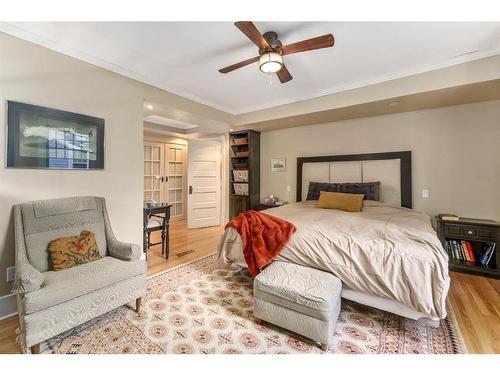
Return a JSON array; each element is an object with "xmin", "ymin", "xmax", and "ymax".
[{"xmin": 218, "ymin": 151, "xmax": 450, "ymax": 325}]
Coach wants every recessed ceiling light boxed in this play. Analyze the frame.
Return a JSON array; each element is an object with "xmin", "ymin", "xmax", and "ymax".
[
  {"xmin": 388, "ymin": 101, "xmax": 400, "ymax": 107},
  {"xmin": 146, "ymin": 104, "xmax": 153, "ymax": 110}
]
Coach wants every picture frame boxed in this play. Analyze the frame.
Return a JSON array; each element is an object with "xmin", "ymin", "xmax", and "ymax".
[
  {"xmin": 6, "ymin": 101, "xmax": 105, "ymax": 169},
  {"xmin": 271, "ymin": 157, "xmax": 286, "ymax": 172}
]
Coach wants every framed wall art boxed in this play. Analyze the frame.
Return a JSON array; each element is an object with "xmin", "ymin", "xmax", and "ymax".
[
  {"xmin": 6, "ymin": 101, "xmax": 105, "ymax": 169},
  {"xmin": 271, "ymin": 157, "xmax": 286, "ymax": 172}
]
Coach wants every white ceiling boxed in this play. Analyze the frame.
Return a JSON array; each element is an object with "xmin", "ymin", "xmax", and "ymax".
[{"xmin": 2, "ymin": 22, "xmax": 500, "ymax": 115}]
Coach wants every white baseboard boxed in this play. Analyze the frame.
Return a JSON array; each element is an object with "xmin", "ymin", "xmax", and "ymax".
[{"xmin": 0, "ymin": 293, "xmax": 17, "ymax": 320}]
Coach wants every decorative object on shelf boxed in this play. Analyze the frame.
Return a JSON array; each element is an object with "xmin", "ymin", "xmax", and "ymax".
[
  {"xmin": 232, "ymin": 170, "xmax": 248, "ymax": 182},
  {"xmin": 6, "ymin": 101, "xmax": 104, "ymax": 169},
  {"xmin": 233, "ymin": 137, "xmax": 248, "ymax": 145},
  {"xmin": 436, "ymin": 215, "xmax": 499, "ymax": 279},
  {"xmin": 264, "ymin": 194, "xmax": 279, "ymax": 205},
  {"xmin": 233, "ymin": 183, "xmax": 249, "ymax": 196},
  {"xmin": 271, "ymin": 157, "xmax": 286, "ymax": 172},
  {"xmin": 145, "ymin": 200, "xmax": 158, "ymax": 208},
  {"xmin": 235, "ymin": 151, "xmax": 249, "ymax": 157}
]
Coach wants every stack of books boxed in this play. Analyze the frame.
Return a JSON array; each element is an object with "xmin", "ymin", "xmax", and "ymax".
[
  {"xmin": 445, "ymin": 240, "xmax": 496, "ymax": 266},
  {"xmin": 478, "ymin": 243, "xmax": 496, "ymax": 267},
  {"xmin": 439, "ymin": 213, "xmax": 460, "ymax": 221},
  {"xmin": 446, "ymin": 240, "xmax": 475, "ymax": 262}
]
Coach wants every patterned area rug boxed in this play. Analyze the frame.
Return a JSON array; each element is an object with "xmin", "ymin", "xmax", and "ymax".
[{"xmin": 42, "ymin": 254, "xmax": 466, "ymax": 354}]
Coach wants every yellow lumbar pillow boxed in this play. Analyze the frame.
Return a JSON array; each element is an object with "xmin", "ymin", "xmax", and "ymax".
[{"xmin": 316, "ymin": 191, "xmax": 365, "ymax": 212}]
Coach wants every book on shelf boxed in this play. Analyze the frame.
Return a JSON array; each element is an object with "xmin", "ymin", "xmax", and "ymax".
[
  {"xmin": 465, "ymin": 241, "xmax": 476, "ymax": 262},
  {"xmin": 446, "ymin": 239, "xmax": 496, "ymax": 267},
  {"xmin": 478, "ymin": 243, "xmax": 496, "ymax": 267},
  {"xmin": 460, "ymin": 241, "xmax": 469, "ymax": 261},
  {"xmin": 439, "ymin": 213, "xmax": 460, "ymax": 221}
]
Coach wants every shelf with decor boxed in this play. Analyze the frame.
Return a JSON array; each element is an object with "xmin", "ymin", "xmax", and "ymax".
[
  {"xmin": 229, "ymin": 130, "xmax": 260, "ymax": 219},
  {"xmin": 436, "ymin": 215, "xmax": 500, "ymax": 279}
]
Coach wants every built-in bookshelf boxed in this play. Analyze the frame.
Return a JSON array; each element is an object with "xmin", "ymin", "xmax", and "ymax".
[
  {"xmin": 436, "ymin": 215, "xmax": 500, "ymax": 279},
  {"xmin": 229, "ymin": 130, "xmax": 260, "ymax": 219}
]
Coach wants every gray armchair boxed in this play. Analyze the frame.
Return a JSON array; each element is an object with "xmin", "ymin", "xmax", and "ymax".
[{"xmin": 12, "ymin": 196, "xmax": 146, "ymax": 354}]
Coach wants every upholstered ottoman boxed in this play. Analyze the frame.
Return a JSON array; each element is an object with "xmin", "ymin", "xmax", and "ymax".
[{"xmin": 254, "ymin": 261, "xmax": 342, "ymax": 351}]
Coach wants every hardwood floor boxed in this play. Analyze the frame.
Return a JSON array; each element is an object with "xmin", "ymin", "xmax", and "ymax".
[
  {"xmin": 0, "ymin": 313, "xmax": 19, "ymax": 354},
  {"xmin": 146, "ymin": 220, "xmax": 224, "ymax": 276},
  {"xmin": 0, "ymin": 220, "xmax": 498, "ymax": 354},
  {"xmin": 448, "ymin": 271, "xmax": 500, "ymax": 353}
]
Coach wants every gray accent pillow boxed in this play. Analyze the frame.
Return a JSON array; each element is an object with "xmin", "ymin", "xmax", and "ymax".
[
  {"xmin": 306, "ymin": 182, "xmax": 338, "ymax": 201},
  {"xmin": 306, "ymin": 181, "xmax": 380, "ymax": 201},
  {"xmin": 337, "ymin": 182, "xmax": 380, "ymax": 201}
]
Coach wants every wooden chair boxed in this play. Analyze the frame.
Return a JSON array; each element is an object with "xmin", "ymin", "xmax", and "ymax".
[{"xmin": 143, "ymin": 204, "xmax": 171, "ymax": 259}]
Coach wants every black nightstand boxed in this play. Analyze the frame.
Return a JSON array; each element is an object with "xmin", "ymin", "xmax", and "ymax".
[
  {"xmin": 256, "ymin": 203, "xmax": 287, "ymax": 211},
  {"xmin": 435, "ymin": 215, "xmax": 500, "ymax": 279}
]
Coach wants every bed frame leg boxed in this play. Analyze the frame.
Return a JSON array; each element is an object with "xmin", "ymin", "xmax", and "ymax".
[
  {"xmin": 31, "ymin": 343, "xmax": 40, "ymax": 354},
  {"xmin": 136, "ymin": 297, "xmax": 142, "ymax": 313}
]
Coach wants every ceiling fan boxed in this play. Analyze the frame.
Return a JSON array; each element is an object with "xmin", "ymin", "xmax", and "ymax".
[{"xmin": 218, "ymin": 21, "xmax": 335, "ymax": 84}]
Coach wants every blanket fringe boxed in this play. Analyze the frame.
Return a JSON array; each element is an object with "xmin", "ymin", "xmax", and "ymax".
[{"xmin": 445, "ymin": 301, "xmax": 468, "ymax": 354}]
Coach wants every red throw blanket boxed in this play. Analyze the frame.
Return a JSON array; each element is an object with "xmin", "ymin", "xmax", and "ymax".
[{"xmin": 226, "ymin": 210, "xmax": 296, "ymax": 277}]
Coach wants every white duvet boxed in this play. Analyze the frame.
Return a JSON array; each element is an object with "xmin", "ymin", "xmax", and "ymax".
[{"xmin": 218, "ymin": 201, "xmax": 450, "ymax": 319}]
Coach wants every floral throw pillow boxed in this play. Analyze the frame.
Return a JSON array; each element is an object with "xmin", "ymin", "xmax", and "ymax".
[{"xmin": 49, "ymin": 230, "xmax": 102, "ymax": 271}]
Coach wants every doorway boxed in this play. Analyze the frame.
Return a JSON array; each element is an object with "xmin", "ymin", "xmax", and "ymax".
[{"xmin": 143, "ymin": 133, "xmax": 226, "ymax": 274}]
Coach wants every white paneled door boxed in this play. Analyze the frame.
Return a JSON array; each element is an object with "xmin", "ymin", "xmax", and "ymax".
[
  {"xmin": 165, "ymin": 143, "xmax": 187, "ymax": 221},
  {"xmin": 187, "ymin": 140, "xmax": 221, "ymax": 228},
  {"xmin": 144, "ymin": 142, "xmax": 164, "ymax": 204},
  {"xmin": 144, "ymin": 141, "xmax": 187, "ymax": 222}
]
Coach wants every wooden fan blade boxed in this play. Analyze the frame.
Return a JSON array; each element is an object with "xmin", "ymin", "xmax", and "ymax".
[
  {"xmin": 276, "ymin": 65, "xmax": 293, "ymax": 83},
  {"xmin": 218, "ymin": 56, "xmax": 260, "ymax": 74},
  {"xmin": 234, "ymin": 21, "xmax": 270, "ymax": 50},
  {"xmin": 281, "ymin": 34, "xmax": 334, "ymax": 55}
]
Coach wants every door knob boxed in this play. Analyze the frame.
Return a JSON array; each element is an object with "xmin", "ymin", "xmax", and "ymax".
[{"xmin": 189, "ymin": 186, "xmax": 193, "ymax": 194}]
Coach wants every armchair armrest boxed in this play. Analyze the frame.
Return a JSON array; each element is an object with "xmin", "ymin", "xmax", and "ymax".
[
  {"xmin": 12, "ymin": 204, "xmax": 44, "ymax": 294},
  {"xmin": 101, "ymin": 198, "xmax": 142, "ymax": 261},
  {"xmin": 108, "ymin": 239, "xmax": 142, "ymax": 261},
  {"xmin": 11, "ymin": 262, "xmax": 44, "ymax": 294}
]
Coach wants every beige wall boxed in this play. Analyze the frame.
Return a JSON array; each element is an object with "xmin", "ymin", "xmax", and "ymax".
[
  {"xmin": 261, "ymin": 100, "xmax": 500, "ymax": 221},
  {"xmin": 0, "ymin": 33, "xmax": 232, "ymax": 298},
  {"xmin": 0, "ymin": 33, "xmax": 146, "ymax": 297}
]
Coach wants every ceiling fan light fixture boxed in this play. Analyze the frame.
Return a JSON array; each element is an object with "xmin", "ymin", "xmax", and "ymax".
[{"xmin": 259, "ymin": 51, "xmax": 283, "ymax": 73}]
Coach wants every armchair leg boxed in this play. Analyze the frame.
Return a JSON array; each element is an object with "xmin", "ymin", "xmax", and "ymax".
[
  {"xmin": 136, "ymin": 297, "xmax": 142, "ymax": 313},
  {"xmin": 31, "ymin": 343, "xmax": 40, "ymax": 354},
  {"xmin": 320, "ymin": 343, "xmax": 328, "ymax": 352}
]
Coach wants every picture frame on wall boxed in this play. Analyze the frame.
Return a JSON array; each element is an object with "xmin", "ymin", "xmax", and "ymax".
[
  {"xmin": 271, "ymin": 157, "xmax": 286, "ymax": 172},
  {"xmin": 6, "ymin": 101, "xmax": 105, "ymax": 169}
]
